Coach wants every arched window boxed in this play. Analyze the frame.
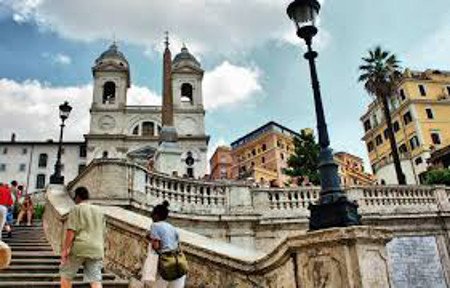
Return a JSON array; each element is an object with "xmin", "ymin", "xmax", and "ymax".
[
  {"xmin": 102, "ymin": 151, "xmax": 109, "ymax": 158},
  {"xmin": 132, "ymin": 125, "xmax": 139, "ymax": 135},
  {"xmin": 142, "ymin": 122, "xmax": 155, "ymax": 137},
  {"xmin": 38, "ymin": 153, "xmax": 48, "ymax": 168},
  {"xmin": 103, "ymin": 81, "xmax": 116, "ymax": 104},
  {"xmin": 181, "ymin": 83, "xmax": 193, "ymax": 104}
]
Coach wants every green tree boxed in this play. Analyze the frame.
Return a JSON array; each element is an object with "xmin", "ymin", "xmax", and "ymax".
[
  {"xmin": 424, "ymin": 169, "xmax": 450, "ymax": 186},
  {"xmin": 284, "ymin": 129, "xmax": 320, "ymax": 185},
  {"xmin": 358, "ymin": 46, "xmax": 406, "ymax": 184}
]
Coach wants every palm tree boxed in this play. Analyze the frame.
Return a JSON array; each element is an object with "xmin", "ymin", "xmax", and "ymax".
[{"xmin": 358, "ymin": 46, "xmax": 406, "ymax": 185}]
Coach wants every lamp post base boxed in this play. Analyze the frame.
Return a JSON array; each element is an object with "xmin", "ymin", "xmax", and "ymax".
[
  {"xmin": 49, "ymin": 174, "xmax": 64, "ymax": 185},
  {"xmin": 309, "ymin": 197, "xmax": 361, "ymax": 230}
]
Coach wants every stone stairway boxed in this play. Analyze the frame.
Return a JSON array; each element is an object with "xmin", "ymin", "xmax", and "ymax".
[{"xmin": 1, "ymin": 222, "xmax": 129, "ymax": 287}]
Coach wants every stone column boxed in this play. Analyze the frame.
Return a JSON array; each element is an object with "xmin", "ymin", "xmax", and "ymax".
[{"xmin": 293, "ymin": 226, "xmax": 393, "ymax": 288}]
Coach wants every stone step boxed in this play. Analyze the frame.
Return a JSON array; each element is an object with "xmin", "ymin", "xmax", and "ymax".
[
  {"xmin": 11, "ymin": 259, "xmax": 61, "ymax": 265},
  {"xmin": 0, "ymin": 280, "xmax": 129, "ymax": 287},
  {"xmin": 8, "ymin": 246, "xmax": 53, "ymax": 252},
  {"xmin": 0, "ymin": 273, "xmax": 117, "ymax": 282},
  {"xmin": 12, "ymin": 252, "xmax": 60, "ymax": 259},
  {"xmin": 0, "ymin": 265, "xmax": 61, "ymax": 273}
]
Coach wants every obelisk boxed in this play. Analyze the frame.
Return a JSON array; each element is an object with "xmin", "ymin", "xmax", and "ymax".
[{"xmin": 154, "ymin": 32, "xmax": 182, "ymax": 176}]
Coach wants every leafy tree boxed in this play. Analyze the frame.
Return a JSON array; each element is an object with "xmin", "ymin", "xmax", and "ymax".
[
  {"xmin": 358, "ymin": 46, "xmax": 406, "ymax": 184},
  {"xmin": 284, "ymin": 129, "xmax": 320, "ymax": 185},
  {"xmin": 424, "ymin": 169, "xmax": 450, "ymax": 186}
]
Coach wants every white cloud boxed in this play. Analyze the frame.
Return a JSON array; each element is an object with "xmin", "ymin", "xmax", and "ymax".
[
  {"xmin": 2, "ymin": 0, "xmax": 329, "ymax": 54},
  {"xmin": 203, "ymin": 61, "xmax": 263, "ymax": 110},
  {"xmin": 406, "ymin": 19, "xmax": 450, "ymax": 70},
  {"xmin": 0, "ymin": 78, "xmax": 161, "ymax": 141},
  {"xmin": 42, "ymin": 52, "xmax": 72, "ymax": 65},
  {"xmin": 53, "ymin": 53, "xmax": 71, "ymax": 65}
]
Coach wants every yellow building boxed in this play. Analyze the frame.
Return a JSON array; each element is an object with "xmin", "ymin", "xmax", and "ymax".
[{"xmin": 361, "ymin": 69, "xmax": 450, "ymax": 184}]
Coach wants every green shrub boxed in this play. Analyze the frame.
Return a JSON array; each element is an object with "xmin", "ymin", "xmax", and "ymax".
[
  {"xmin": 34, "ymin": 204, "xmax": 45, "ymax": 220},
  {"xmin": 424, "ymin": 169, "xmax": 450, "ymax": 186}
]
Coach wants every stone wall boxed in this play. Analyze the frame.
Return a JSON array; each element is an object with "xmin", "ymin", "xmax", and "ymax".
[{"xmin": 67, "ymin": 159, "xmax": 450, "ymax": 253}]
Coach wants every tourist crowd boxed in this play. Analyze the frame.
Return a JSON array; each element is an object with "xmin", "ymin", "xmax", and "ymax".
[{"xmin": 0, "ymin": 180, "xmax": 34, "ymax": 239}]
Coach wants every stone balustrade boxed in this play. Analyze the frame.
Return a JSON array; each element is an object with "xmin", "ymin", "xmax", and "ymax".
[
  {"xmin": 69, "ymin": 159, "xmax": 450, "ymax": 218},
  {"xmin": 42, "ymin": 184, "xmax": 397, "ymax": 288}
]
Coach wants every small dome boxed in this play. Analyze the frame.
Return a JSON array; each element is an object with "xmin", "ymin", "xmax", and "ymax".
[
  {"xmin": 173, "ymin": 46, "xmax": 200, "ymax": 68},
  {"xmin": 95, "ymin": 43, "xmax": 129, "ymax": 67}
]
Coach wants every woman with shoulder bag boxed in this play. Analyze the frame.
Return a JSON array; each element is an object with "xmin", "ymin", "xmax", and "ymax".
[{"xmin": 148, "ymin": 201, "xmax": 188, "ymax": 288}]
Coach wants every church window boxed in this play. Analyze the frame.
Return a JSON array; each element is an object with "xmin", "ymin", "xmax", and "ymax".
[
  {"xmin": 181, "ymin": 83, "xmax": 193, "ymax": 104},
  {"xmin": 187, "ymin": 167, "xmax": 194, "ymax": 178},
  {"xmin": 142, "ymin": 122, "xmax": 155, "ymax": 136},
  {"xmin": 103, "ymin": 81, "xmax": 116, "ymax": 104},
  {"xmin": 132, "ymin": 125, "xmax": 139, "ymax": 135},
  {"xmin": 185, "ymin": 152, "xmax": 195, "ymax": 166},
  {"xmin": 102, "ymin": 151, "xmax": 108, "ymax": 158}
]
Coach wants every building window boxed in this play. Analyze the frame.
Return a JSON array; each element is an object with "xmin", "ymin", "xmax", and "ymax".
[
  {"xmin": 409, "ymin": 136, "xmax": 420, "ymax": 150},
  {"xmin": 79, "ymin": 145, "xmax": 87, "ymax": 158},
  {"xmin": 252, "ymin": 149, "xmax": 256, "ymax": 156},
  {"xmin": 2, "ymin": 147, "xmax": 7, "ymax": 154},
  {"xmin": 399, "ymin": 89, "xmax": 406, "ymax": 101},
  {"xmin": 431, "ymin": 132, "xmax": 442, "ymax": 145},
  {"xmin": 102, "ymin": 151, "xmax": 108, "ymax": 158},
  {"xmin": 180, "ymin": 83, "xmax": 193, "ymax": 104},
  {"xmin": 262, "ymin": 156, "xmax": 265, "ymax": 164},
  {"xmin": 398, "ymin": 144, "xmax": 408, "ymax": 154},
  {"xmin": 375, "ymin": 134, "xmax": 383, "ymax": 146},
  {"xmin": 186, "ymin": 167, "xmax": 194, "ymax": 178},
  {"xmin": 367, "ymin": 141, "xmax": 374, "ymax": 152},
  {"xmin": 446, "ymin": 86, "xmax": 450, "ymax": 96},
  {"xmin": 418, "ymin": 84, "xmax": 426, "ymax": 96},
  {"xmin": 38, "ymin": 153, "xmax": 48, "ymax": 168},
  {"xmin": 403, "ymin": 111, "xmax": 412, "ymax": 125},
  {"xmin": 78, "ymin": 164, "xmax": 86, "ymax": 174},
  {"xmin": 19, "ymin": 164, "xmax": 26, "ymax": 172},
  {"xmin": 132, "ymin": 125, "xmax": 139, "ymax": 135},
  {"xmin": 36, "ymin": 174, "xmax": 46, "ymax": 189},
  {"xmin": 22, "ymin": 148, "xmax": 28, "ymax": 155},
  {"xmin": 415, "ymin": 157, "xmax": 423, "ymax": 165},
  {"xmin": 425, "ymin": 108, "xmax": 434, "ymax": 119},
  {"xmin": 280, "ymin": 153, "xmax": 285, "ymax": 160},
  {"xmin": 262, "ymin": 144, "xmax": 267, "ymax": 151},
  {"xmin": 393, "ymin": 121, "xmax": 400, "ymax": 132},
  {"xmin": 0, "ymin": 164, "xmax": 6, "ymax": 172},
  {"xmin": 363, "ymin": 120, "xmax": 371, "ymax": 132},
  {"xmin": 383, "ymin": 129, "xmax": 389, "ymax": 140},
  {"xmin": 102, "ymin": 81, "xmax": 116, "ymax": 104},
  {"xmin": 142, "ymin": 122, "xmax": 155, "ymax": 137}
]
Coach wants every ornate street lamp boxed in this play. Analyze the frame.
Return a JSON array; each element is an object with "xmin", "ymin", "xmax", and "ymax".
[
  {"xmin": 50, "ymin": 101, "xmax": 72, "ymax": 185},
  {"xmin": 286, "ymin": 0, "xmax": 361, "ymax": 230}
]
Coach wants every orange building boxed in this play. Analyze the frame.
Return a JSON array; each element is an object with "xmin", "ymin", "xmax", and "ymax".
[
  {"xmin": 209, "ymin": 146, "xmax": 233, "ymax": 180},
  {"xmin": 334, "ymin": 152, "xmax": 376, "ymax": 186},
  {"xmin": 230, "ymin": 122, "xmax": 299, "ymax": 187},
  {"xmin": 209, "ymin": 121, "xmax": 375, "ymax": 187}
]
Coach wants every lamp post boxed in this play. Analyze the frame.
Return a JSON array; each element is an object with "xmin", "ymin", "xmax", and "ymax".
[
  {"xmin": 49, "ymin": 101, "xmax": 72, "ymax": 185},
  {"xmin": 286, "ymin": 0, "xmax": 361, "ymax": 230}
]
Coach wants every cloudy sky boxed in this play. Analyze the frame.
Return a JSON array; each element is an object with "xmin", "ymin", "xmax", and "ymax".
[{"xmin": 1, "ymin": 0, "xmax": 449, "ymax": 170}]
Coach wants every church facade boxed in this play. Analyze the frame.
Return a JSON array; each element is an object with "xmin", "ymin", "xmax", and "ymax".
[{"xmin": 85, "ymin": 42, "xmax": 209, "ymax": 178}]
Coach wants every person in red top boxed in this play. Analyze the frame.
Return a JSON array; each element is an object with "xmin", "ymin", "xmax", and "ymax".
[{"xmin": 0, "ymin": 183, "xmax": 13, "ymax": 240}]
